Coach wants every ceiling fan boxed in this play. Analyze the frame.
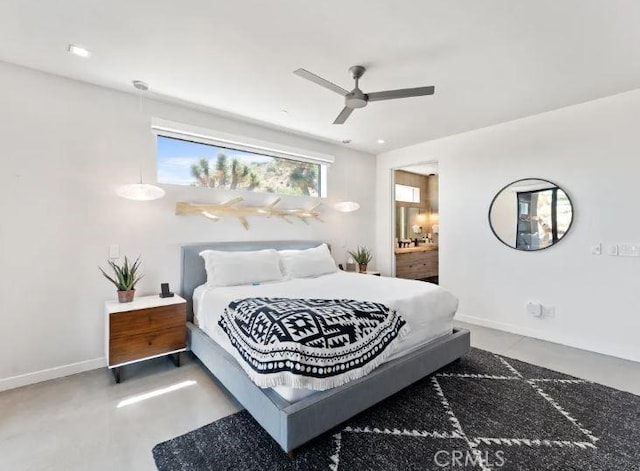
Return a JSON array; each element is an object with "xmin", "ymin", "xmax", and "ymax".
[{"xmin": 293, "ymin": 65, "xmax": 435, "ymax": 124}]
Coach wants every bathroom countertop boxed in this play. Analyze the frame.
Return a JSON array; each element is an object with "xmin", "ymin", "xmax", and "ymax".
[{"xmin": 395, "ymin": 245, "xmax": 439, "ymax": 254}]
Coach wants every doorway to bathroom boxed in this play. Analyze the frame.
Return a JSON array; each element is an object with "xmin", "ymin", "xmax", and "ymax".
[{"xmin": 392, "ymin": 162, "xmax": 439, "ymax": 284}]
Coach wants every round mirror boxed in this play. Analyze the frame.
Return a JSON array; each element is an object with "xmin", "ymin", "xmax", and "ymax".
[{"xmin": 489, "ymin": 178, "xmax": 573, "ymax": 251}]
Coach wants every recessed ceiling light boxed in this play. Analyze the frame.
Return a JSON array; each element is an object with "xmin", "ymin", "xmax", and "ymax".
[
  {"xmin": 377, "ymin": 139, "xmax": 385, "ymax": 144},
  {"xmin": 68, "ymin": 44, "xmax": 91, "ymax": 58}
]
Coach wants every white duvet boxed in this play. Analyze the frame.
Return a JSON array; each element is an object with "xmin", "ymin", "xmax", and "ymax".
[{"xmin": 194, "ymin": 271, "xmax": 458, "ymax": 402}]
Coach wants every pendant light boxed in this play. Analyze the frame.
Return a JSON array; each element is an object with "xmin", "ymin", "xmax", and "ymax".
[
  {"xmin": 333, "ymin": 152, "xmax": 360, "ymax": 213},
  {"xmin": 116, "ymin": 181, "xmax": 166, "ymax": 201},
  {"xmin": 116, "ymin": 81, "xmax": 165, "ymax": 201},
  {"xmin": 334, "ymin": 201, "xmax": 360, "ymax": 212}
]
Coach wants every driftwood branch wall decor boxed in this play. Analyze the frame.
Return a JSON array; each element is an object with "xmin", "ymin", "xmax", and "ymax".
[{"xmin": 175, "ymin": 197, "xmax": 323, "ymax": 230}]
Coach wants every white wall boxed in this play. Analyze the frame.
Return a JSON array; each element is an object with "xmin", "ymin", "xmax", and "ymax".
[
  {"xmin": 377, "ymin": 89, "xmax": 640, "ymax": 362},
  {"xmin": 0, "ymin": 61, "xmax": 376, "ymax": 388},
  {"xmin": 490, "ymin": 188, "xmax": 518, "ymax": 247}
]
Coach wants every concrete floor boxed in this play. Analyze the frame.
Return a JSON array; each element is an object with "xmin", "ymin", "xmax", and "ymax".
[{"xmin": 1, "ymin": 323, "xmax": 639, "ymax": 471}]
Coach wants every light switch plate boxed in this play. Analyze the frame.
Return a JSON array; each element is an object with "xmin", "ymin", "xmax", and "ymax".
[
  {"xmin": 606, "ymin": 244, "xmax": 618, "ymax": 256},
  {"xmin": 619, "ymin": 244, "xmax": 640, "ymax": 257},
  {"xmin": 108, "ymin": 244, "xmax": 120, "ymax": 259},
  {"xmin": 591, "ymin": 243, "xmax": 602, "ymax": 255}
]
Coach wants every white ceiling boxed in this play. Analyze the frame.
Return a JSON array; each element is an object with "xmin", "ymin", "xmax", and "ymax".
[{"xmin": 1, "ymin": 0, "xmax": 640, "ymax": 153}]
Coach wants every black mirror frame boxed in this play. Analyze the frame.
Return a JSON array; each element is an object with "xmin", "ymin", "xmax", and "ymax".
[{"xmin": 488, "ymin": 178, "xmax": 575, "ymax": 252}]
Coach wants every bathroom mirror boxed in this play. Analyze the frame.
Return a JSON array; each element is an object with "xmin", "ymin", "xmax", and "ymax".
[
  {"xmin": 489, "ymin": 178, "xmax": 573, "ymax": 251},
  {"xmin": 396, "ymin": 207, "xmax": 424, "ymax": 240}
]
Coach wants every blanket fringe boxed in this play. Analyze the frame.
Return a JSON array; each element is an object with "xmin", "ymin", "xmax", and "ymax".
[{"xmin": 227, "ymin": 323, "xmax": 411, "ymax": 391}]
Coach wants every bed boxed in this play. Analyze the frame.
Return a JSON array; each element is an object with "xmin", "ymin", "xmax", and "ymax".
[{"xmin": 182, "ymin": 241, "xmax": 470, "ymax": 454}]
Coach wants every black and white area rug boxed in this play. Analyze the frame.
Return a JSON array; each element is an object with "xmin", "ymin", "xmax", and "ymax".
[{"xmin": 152, "ymin": 349, "xmax": 640, "ymax": 470}]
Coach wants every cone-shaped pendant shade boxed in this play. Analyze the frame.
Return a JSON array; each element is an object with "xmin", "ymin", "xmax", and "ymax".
[
  {"xmin": 116, "ymin": 183, "xmax": 165, "ymax": 201},
  {"xmin": 334, "ymin": 201, "xmax": 360, "ymax": 212}
]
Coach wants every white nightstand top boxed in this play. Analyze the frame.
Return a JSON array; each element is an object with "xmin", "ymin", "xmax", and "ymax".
[{"xmin": 105, "ymin": 294, "xmax": 186, "ymax": 314}]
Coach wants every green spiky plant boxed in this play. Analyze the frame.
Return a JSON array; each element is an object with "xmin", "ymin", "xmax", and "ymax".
[
  {"xmin": 99, "ymin": 256, "xmax": 143, "ymax": 292},
  {"xmin": 348, "ymin": 246, "xmax": 373, "ymax": 271}
]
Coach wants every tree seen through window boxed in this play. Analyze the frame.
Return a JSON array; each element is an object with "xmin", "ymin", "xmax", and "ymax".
[{"xmin": 157, "ymin": 136, "xmax": 321, "ymax": 197}]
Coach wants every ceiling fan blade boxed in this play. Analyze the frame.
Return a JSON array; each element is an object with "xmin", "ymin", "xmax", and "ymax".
[
  {"xmin": 367, "ymin": 86, "xmax": 435, "ymax": 102},
  {"xmin": 333, "ymin": 107, "xmax": 353, "ymax": 124},
  {"xmin": 294, "ymin": 69, "xmax": 349, "ymax": 96}
]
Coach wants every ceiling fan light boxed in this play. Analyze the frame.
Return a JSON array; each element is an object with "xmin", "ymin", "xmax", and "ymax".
[
  {"xmin": 116, "ymin": 183, "xmax": 165, "ymax": 201},
  {"xmin": 334, "ymin": 201, "xmax": 360, "ymax": 213}
]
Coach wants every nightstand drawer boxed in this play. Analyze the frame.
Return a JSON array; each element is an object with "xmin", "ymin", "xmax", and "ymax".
[
  {"xmin": 110, "ymin": 304, "xmax": 185, "ymax": 339},
  {"xmin": 109, "ymin": 326, "xmax": 186, "ymax": 366}
]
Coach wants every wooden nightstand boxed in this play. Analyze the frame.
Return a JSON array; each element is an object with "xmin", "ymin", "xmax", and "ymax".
[{"xmin": 104, "ymin": 295, "xmax": 187, "ymax": 383}]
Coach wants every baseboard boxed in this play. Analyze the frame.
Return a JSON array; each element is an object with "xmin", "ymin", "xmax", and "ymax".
[
  {"xmin": 455, "ymin": 314, "xmax": 640, "ymax": 363},
  {"xmin": 0, "ymin": 357, "xmax": 106, "ymax": 392}
]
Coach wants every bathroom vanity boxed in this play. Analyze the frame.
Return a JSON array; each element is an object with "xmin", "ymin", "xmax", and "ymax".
[{"xmin": 395, "ymin": 245, "xmax": 438, "ymax": 280}]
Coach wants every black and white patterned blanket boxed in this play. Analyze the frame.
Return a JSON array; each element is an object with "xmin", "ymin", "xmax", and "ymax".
[{"xmin": 218, "ymin": 297, "xmax": 409, "ymax": 390}]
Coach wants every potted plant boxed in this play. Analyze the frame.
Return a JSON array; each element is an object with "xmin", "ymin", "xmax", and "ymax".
[
  {"xmin": 100, "ymin": 256, "xmax": 143, "ymax": 303},
  {"xmin": 348, "ymin": 246, "xmax": 373, "ymax": 273}
]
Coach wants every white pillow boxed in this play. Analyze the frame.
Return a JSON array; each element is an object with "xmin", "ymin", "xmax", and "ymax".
[
  {"xmin": 279, "ymin": 244, "xmax": 338, "ymax": 279},
  {"xmin": 199, "ymin": 249, "xmax": 284, "ymax": 287}
]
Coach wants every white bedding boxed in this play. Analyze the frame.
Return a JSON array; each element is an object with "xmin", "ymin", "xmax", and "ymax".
[{"xmin": 193, "ymin": 271, "xmax": 458, "ymax": 402}]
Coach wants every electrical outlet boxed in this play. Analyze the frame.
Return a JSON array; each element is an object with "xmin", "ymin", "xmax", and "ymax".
[
  {"xmin": 542, "ymin": 305, "xmax": 556, "ymax": 318},
  {"xmin": 591, "ymin": 243, "xmax": 602, "ymax": 255},
  {"xmin": 606, "ymin": 244, "xmax": 619, "ymax": 256},
  {"xmin": 527, "ymin": 302, "xmax": 543, "ymax": 318}
]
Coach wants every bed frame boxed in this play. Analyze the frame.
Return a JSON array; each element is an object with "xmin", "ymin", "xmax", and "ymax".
[{"xmin": 182, "ymin": 241, "xmax": 470, "ymax": 453}]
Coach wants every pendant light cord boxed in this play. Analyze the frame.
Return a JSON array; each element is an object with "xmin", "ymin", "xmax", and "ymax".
[{"xmin": 138, "ymin": 90, "xmax": 144, "ymax": 184}]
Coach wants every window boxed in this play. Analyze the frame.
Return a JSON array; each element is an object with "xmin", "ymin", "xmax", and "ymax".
[
  {"xmin": 153, "ymin": 121, "xmax": 331, "ymax": 197},
  {"xmin": 395, "ymin": 184, "xmax": 421, "ymax": 203}
]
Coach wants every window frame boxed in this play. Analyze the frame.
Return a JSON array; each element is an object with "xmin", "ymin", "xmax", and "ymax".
[
  {"xmin": 152, "ymin": 118, "xmax": 332, "ymax": 198},
  {"xmin": 395, "ymin": 183, "xmax": 421, "ymax": 204}
]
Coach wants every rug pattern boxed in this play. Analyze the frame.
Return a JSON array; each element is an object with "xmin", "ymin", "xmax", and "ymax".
[{"xmin": 152, "ymin": 348, "xmax": 640, "ymax": 470}]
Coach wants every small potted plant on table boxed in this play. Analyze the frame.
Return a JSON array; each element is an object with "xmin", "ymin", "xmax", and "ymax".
[
  {"xmin": 100, "ymin": 256, "xmax": 143, "ymax": 303},
  {"xmin": 348, "ymin": 246, "xmax": 373, "ymax": 273}
]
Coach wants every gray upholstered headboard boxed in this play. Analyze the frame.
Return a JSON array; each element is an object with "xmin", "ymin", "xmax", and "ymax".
[{"xmin": 181, "ymin": 240, "xmax": 326, "ymax": 321}]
